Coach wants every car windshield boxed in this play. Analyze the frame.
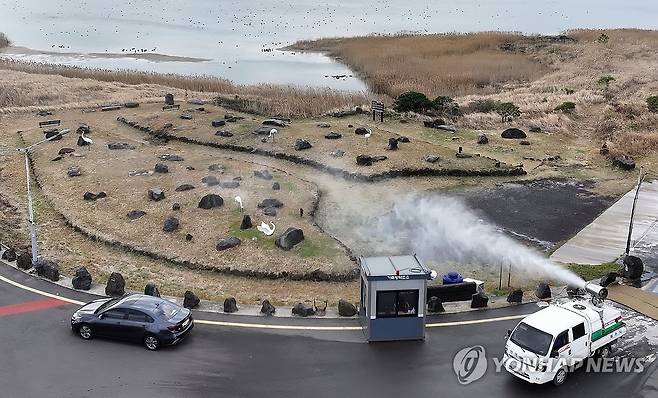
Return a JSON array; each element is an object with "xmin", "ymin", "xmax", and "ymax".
[
  {"xmin": 94, "ymin": 297, "xmax": 121, "ymax": 314},
  {"xmin": 510, "ymin": 322, "xmax": 553, "ymax": 356},
  {"xmin": 154, "ymin": 301, "xmax": 180, "ymax": 320}
]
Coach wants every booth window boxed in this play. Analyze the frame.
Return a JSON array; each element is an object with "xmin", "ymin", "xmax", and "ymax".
[{"xmin": 376, "ymin": 290, "xmax": 419, "ymax": 318}]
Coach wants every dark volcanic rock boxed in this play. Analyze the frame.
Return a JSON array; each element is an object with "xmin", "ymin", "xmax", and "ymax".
[
  {"xmin": 127, "ymin": 210, "xmax": 146, "ymax": 220},
  {"xmin": 44, "ymin": 129, "xmax": 62, "ymax": 140},
  {"xmin": 201, "ymin": 175, "xmax": 220, "ymax": 186},
  {"xmin": 34, "ymin": 259, "xmax": 60, "ymax": 281},
  {"xmin": 208, "ymin": 164, "xmax": 225, "ymax": 173},
  {"xmin": 144, "ymin": 282, "xmax": 160, "ymax": 297},
  {"xmin": 258, "ymin": 198, "xmax": 284, "ymax": 208},
  {"xmin": 253, "ymin": 126, "xmax": 276, "ymax": 135},
  {"xmin": 83, "ymin": 191, "xmax": 107, "ymax": 201},
  {"xmin": 108, "ymin": 142, "xmax": 135, "ymax": 150},
  {"xmin": 600, "ymin": 143, "xmax": 610, "ymax": 156},
  {"xmin": 535, "ymin": 282, "xmax": 551, "ymax": 299},
  {"xmin": 507, "ymin": 289, "xmax": 523, "ymax": 303},
  {"xmin": 105, "ymin": 272, "xmax": 125, "ymax": 296},
  {"xmin": 260, "ymin": 299, "xmax": 276, "ymax": 316},
  {"xmin": 212, "ymin": 120, "xmax": 226, "ymax": 127},
  {"xmin": 16, "ymin": 253, "xmax": 32, "ymax": 269},
  {"xmin": 501, "ymin": 128, "xmax": 527, "ymax": 139},
  {"xmin": 148, "ymin": 188, "xmax": 166, "ymax": 201},
  {"xmin": 223, "ymin": 297, "xmax": 238, "ymax": 313},
  {"xmin": 77, "ymin": 135, "xmax": 91, "ymax": 147},
  {"xmin": 199, "ymin": 194, "xmax": 224, "ymax": 209},
  {"xmin": 58, "ymin": 147, "xmax": 75, "ymax": 155},
  {"xmin": 1, "ymin": 248, "xmax": 17, "ymax": 262},
  {"xmin": 529, "ymin": 126, "xmax": 542, "ymax": 133},
  {"xmin": 216, "ymin": 236, "xmax": 241, "ymax": 251},
  {"xmin": 275, "ymin": 228, "xmax": 304, "ymax": 250},
  {"xmin": 324, "ymin": 131, "xmax": 342, "ymax": 140},
  {"xmin": 215, "ymin": 130, "xmax": 234, "ymax": 137},
  {"xmin": 172, "ymin": 203, "xmax": 181, "ymax": 211},
  {"xmin": 613, "ymin": 156, "xmax": 636, "ymax": 171},
  {"xmin": 356, "ymin": 155, "xmax": 373, "ymax": 166},
  {"xmin": 272, "ymin": 182, "xmax": 281, "ymax": 190},
  {"xmin": 240, "ymin": 214, "xmax": 253, "ymax": 230},
  {"xmin": 72, "ymin": 267, "xmax": 92, "ymax": 290},
  {"xmin": 163, "ymin": 217, "xmax": 180, "ymax": 232},
  {"xmin": 164, "ymin": 93, "xmax": 174, "ymax": 105},
  {"xmin": 262, "ymin": 118, "xmax": 287, "ymax": 127},
  {"xmin": 397, "ymin": 136, "xmax": 410, "ymax": 143},
  {"xmin": 159, "ymin": 154, "xmax": 184, "ymax": 161},
  {"xmin": 427, "ymin": 296, "xmax": 445, "ymax": 313},
  {"xmin": 424, "ymin": 119, "xmax": 446, "ymax": 128},
  {"xmin": 338, "ymin": 299, "xmax": 357, "ymax": 317},
  {"xmin": 424, "ymin": 155, "xmax": 441, "ymax": 163},
  {"xmin": 519, "ymin": 140, "xmax": 531, "ymax": 146},
  {"xmin": 622, "ymin": 255, "xmax": 643, "ymax": 279},
  {"xmin": 470, "ymin": 292, "xmax": 489, "ymax": 308},
  {"xmin": 124, "ymin": 102, "xmax": 140, "ymax": 108},
  {"xmin": 219, "ymin": 181, "xmax": 240, "ymax": 189},
  {"xmin": 186, "ymin": 234, "xmax": 193, "ymax": 241},
  {"xmin": 387, "ymin": 138, "xmax": 399, "ymax": 151},
  {"xmin": 477, "ymin": 134, "xmax": 489, "ymax": 145},
  {"xmin": 354, "ymin": 127, "xmax": 370, "ymax": 135},
  {"xmin": 175, "ymin": 184, "xmax": 195, "ymax": 192},
  {"xmin": 254, "ymin": 170, "xmax": 273, "ymax": 180},
  {"xmin": 67, "ymin": 167, "xmax": 81, "ymax": 177},
  {"xmin": 154, "ymin": 163, "xmax": 169, "ymax": 173},
  {"xmin": 294, "ymin": 139, "xmax": 312, "ymax": 151},
  {"xmin": 292, "ymin": 302, "xmax": 315, "ymax": 317},
  {"xmin": 183, "ymin": 290, "xmax": 200, "ymax": 309},
  {"xmin": 262, "ymin": 207, "xmax": 277, "ymax": 216}
]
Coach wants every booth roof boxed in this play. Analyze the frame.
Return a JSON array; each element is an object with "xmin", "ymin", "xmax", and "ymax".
[{"xmin": 360, "ymin": 255, "xmax": 431, "ymax": 278}]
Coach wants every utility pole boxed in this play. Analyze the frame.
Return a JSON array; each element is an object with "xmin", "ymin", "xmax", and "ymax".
[
  {"xmin": 2, "ymin": 129, "xmax": 71, "ymax": 264},
  {"xmin": 625, "ymin": 167, "xmax": 646, "ymax": 256}
]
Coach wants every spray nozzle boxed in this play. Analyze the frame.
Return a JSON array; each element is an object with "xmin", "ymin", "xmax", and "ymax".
[{"xmin": 584, "ymin": 283, "xmax": 608, "ymax": 300}]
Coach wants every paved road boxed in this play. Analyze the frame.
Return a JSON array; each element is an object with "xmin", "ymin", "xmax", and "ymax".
[{"xmin": 0, "ymin": 266, "xmax": 656, "ymax": 398}]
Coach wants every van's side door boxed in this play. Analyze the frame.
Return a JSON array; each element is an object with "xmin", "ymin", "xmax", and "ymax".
[{"xmin": 570, "ymin": 322, "xmax": 589, "ymax": 368}]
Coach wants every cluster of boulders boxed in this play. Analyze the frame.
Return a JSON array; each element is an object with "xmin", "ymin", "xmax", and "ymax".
[{"xmin": 356, "ymin": 154, "xmax": 387, "ymax": 166}]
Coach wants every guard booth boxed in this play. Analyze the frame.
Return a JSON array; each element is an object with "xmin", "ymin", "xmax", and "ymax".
[{"xmin": 359, "ymin": 255, "xmax": 434, "ymax": 342}]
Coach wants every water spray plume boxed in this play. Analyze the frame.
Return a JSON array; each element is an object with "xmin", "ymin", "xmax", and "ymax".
[{"xmin": 363, "ymin": 196, "xmax": 586, "ymax": 288}]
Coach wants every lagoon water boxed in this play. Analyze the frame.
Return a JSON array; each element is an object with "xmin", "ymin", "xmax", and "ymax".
[{"xmin": 0, "ymin": 0, "xmax": 656, "ymax": 90}]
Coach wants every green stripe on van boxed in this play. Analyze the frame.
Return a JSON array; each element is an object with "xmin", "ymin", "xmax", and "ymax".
[{"xmin": 591, "ymin": 321, "xmax": 624, "ymax": 342}]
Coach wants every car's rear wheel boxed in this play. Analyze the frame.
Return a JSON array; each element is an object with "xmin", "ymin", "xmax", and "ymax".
[
  {"xmin": 78, "ymin": 324, "xmax": 93, "ymax": 340},
  {"xmin": 143, "ymin": 335, "xmax": 161, "ymax": 351}
]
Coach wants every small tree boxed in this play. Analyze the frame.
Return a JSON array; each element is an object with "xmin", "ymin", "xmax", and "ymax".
[
  {"xmin": 393, "ymin": 91, "xmax": 434, "ymax": 113},
  {"xmin": 647, "ymin": 96, "xmax": 658, "ymax": 113},
  {"xmin": 555, "ymin": 101, "xmax": 576, "ymax": 113},
  {"xmin": 496, "ymin": 102, "xmax": 521, "ymax": 122},
  {"xmin": 432, "ymin": 96, "xmax": 460, "ymax": 116}
]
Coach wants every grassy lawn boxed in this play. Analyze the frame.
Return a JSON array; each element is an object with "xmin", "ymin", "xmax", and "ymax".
[{"xmin": 566, "ymin": 262, "xmax": 620, "ymax": 281}]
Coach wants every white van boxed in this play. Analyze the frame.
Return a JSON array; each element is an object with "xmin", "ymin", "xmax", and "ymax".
[{"xmin": 503, "ymin": 298, "xmax": 626, "ymax": 386}]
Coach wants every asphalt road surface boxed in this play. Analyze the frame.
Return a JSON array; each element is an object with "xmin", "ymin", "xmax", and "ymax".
[{"xmin": 0, "ymin": 266, "xmax": 656, "ymax": 398}]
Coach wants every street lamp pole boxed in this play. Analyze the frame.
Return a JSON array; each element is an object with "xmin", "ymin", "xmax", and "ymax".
[
  {"xmin": 625, "ymin": 167, "xmax": 646, "ymax": 256},
  {"xmin": 3, "ymin": 128, "xmax": 71, "ymax": 264}
]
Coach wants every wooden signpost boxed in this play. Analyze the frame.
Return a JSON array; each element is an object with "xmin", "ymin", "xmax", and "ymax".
[{"xmin": 371, "ymin": 100, "xmax": 384, "ymax": 122}]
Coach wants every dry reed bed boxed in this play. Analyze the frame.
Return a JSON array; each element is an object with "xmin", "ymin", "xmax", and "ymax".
[
  {"xmin": 0, "ymin": 58, "xmax": 369, "ymax": 118},
  {"xmin": 0, "ymin": 33, "xmax": 9, "ymax": 49},
  {"xmin": 292, "ymin": 32, "xmax": 550, "ymax": 98}
]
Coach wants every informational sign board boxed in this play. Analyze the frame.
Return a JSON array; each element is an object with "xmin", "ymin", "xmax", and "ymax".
[{"xmin": 371, "ymin": 100, "xmax": 384, "ymax": 122}]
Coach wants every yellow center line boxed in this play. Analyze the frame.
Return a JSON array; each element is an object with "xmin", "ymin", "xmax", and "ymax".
[{"xmin": 0, "ymin": 272, "xmax": 528, "ymax": 331}]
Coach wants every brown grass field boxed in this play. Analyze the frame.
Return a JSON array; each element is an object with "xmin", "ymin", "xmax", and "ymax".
[
  {"xmin": 291, "ymin": 32, "xmax": 550, "ymax": 98},
  {"xmin": 14, "ymin": 107, "xmax": 355, "ymax": 279},
  {"xmin": 0, "ymin": 58, "xmax": 368, "ymax": 118},
  {"xmin": 125, "ymin": 104, "xmax": 515, "ymax": 177}
]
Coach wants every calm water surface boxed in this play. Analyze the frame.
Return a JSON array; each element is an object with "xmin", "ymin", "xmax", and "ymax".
[{"xmin": 0, "ymin": 0, "xmax": 656, "ymax": 90}]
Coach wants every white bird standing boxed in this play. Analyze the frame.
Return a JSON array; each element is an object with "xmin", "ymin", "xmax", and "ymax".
[
  {"xmin": 79, "ymin": 130, "xmax": 93, "ymax": 146},
  {"xmin": 364, "ymin": 131, "xmax": 371, "ymax": 146},
  {"xmin": 268, "ymin": 128, "xmax": 277, "ymax": 144},
  {"xmin": 257, "ymin": 222, "xmax": 276, "ymax": 236},
  {"xmin": 234, "ymin": 196, "xmax": 243, "ymax": 212}
]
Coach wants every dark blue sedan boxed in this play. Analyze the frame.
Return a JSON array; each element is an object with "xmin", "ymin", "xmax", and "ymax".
[{"xmin": 71, "ymin": 294, "xmax": 194, "ymax": 350}]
